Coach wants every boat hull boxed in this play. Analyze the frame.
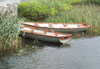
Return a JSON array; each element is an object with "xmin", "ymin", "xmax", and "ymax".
[
  {"xmin": 31, "ymin": 27, "xmax": 88, "ymax": 32},
  {"xmin": 23, "ymin": 22, "xmax": 89, "ymax": 33},
  {"xmin": 20, "ymin": 32, "xmax": 70, "ymax": 44}
]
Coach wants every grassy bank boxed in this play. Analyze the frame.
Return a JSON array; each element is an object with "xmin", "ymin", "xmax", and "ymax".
[
  {"xmin": 18, "ymin": 0, "xmax": 100, "ymax": 35},
  {"xmin": 18, "ymin": 0, "xmax": 72, "ymax": 21},
  {"xmin": 42, "ymin": 5, "xmax": 100, "ymax": 34}
]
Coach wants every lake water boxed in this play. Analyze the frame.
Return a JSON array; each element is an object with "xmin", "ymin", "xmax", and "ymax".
[{"xmin": 0, "ymin": 35, "xmax": 100, "ymax": 69}]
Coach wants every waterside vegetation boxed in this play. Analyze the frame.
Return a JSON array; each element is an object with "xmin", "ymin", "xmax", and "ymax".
[
  {"xmin": 18, "ymin": 0, "xmax": 72, "ymax": 21},
  {"xmin": 0, "ymin": 0, "xmax": 100, "ymax": 55},
  {"xmin": 43, "ymin": 5, "xmax": 100, "ymax": 34},
  {"xmin": 0, "ymin": 17, "xmax": 23, "ymax": 55},
  {"xmin": 18, "ymin": 0, "xmax": 100, "ymax": 34}
]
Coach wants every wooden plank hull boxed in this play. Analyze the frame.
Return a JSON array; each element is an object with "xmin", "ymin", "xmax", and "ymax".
[
  {"xmin": 23, "ymin": 22, "xmax": 90, "ymax": 32},
  {"xmin": 20, "ymin": 32, "xmax": 71, "ymax": 44},
  {"xmin": 20, "ymin": 26, "xmax": 72, "ymax": 44}
]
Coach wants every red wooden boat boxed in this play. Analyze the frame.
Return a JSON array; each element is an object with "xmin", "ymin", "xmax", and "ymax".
[
  {"xmin": 20, "ymin": 26, "xmax": 72, "ymax": 44},
  {"xmin": 23, "ymin": 22, "xmax": 90, "ymax": 32}
]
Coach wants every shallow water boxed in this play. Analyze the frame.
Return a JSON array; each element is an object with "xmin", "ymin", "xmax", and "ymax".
[{"xmin": 0, "ymin": 35, "xmax": 100, "ymax": 69}]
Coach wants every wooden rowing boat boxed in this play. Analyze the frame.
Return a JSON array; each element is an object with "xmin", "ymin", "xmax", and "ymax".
[
  {"xmin": 23, "ymin": 22, "xmax": 90, "ymax": 32},
  {"xmin": 20, "ymin": 26, "xmax": 72, "ymax": 44}
]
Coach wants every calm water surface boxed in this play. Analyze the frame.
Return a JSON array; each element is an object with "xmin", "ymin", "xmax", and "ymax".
[{"xmin": 0, "ymin": 35, "xmax": 100, "ymax": 69}]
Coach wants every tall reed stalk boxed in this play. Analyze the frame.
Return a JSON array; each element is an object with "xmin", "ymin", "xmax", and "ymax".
[
  {"xmin": 43, "ymin": 5, "xmax": 100, "ymax": 34},
  {"xmin": 0, "ymin": 16, "xmax": 23, "ymax": 55}
]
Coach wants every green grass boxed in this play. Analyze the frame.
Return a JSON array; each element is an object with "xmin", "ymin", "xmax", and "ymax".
[
  {"xmin": 43, "ymin": 5, "xmax": 100, "ymax": 34},
  {"xmin": 18, "ymin": 0, "xmax": 72, "ymax": 21}
]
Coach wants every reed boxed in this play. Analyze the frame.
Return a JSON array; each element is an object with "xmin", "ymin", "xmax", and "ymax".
[
  {"xmin": 0, "ymin": 16, "xmax": 23, "ymax": 40},
  {"xmin": 43, "ymin": 5, "xmax": 100, "ymax": 34},
  {"xmin": 0, "ymin": 38, "xmax": 22, "ymax": 56},
  {"xmin": 0, "ymin": 16, "xmax": 23, "ymax": 55}
]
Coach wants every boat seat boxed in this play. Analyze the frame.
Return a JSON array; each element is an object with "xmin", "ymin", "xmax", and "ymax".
[
  {"xmin": 35, "ymin": 23, "xmax": 39, "ymax": 27},
  {"xmin": 49, "ymin": 23, "xmax": 52, "ymax": 28},
  {"xmin": 63, "ymin": 24, "xmax": 66, "ymax": 27}
]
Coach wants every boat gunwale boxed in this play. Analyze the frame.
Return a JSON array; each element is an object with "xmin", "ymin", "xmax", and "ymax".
[{"xmin": 23, "ymin": 22, "xmax": 90, "ymax": 29}]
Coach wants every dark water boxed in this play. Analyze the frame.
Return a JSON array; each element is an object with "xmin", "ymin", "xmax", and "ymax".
[{"xmin": 0, "ymin": 36, "xmax": 100, "ymax": 69}]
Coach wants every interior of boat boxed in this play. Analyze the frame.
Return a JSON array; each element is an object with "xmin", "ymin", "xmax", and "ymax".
[
  {"xmin": 24, "ymin": 22, "xmax": 81, "ymax": 28},
  {"xmin": 21, "ymin": 27, "xmax": 67, "ymax": 37}
]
